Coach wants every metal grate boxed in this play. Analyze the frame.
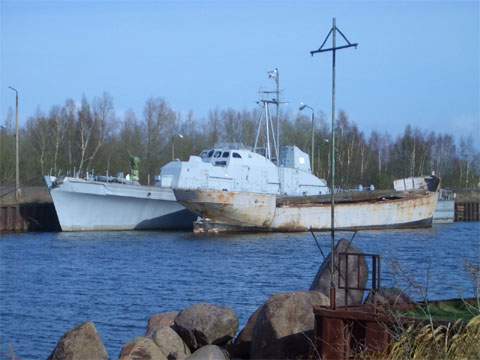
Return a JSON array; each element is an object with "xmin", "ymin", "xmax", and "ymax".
[{"xmin": 338, "ymin": 252, "xmax": 381, "ymax": 307}]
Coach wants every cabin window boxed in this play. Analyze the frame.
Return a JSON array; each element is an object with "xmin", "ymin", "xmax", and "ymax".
[
  {"xmin": 232, "ymin": 152, "xmax": 242, "ymax": 159},
  {"xmin": 222, "ymin": 151, "xmax": 230, "ymax": 158},
  {"xmin": 214, "ymin": 151, "xmax": 221, "ymax": 158},
  {"xmin": 215, "ymin": 160, "xmax": 227, "ymax": 166},
  {"xmin": 207, "ymin": 150, "xmax": 214, "ymax": 157}
]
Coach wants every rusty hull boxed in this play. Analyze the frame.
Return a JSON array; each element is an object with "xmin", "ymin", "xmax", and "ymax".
[
  {"xmin": 272, "ymin": 190, "xmax": 438, "ymax": 231},
  {"xmin": 174, "ymin": 189, "xmax": 276, "ymax": 228},
  {"xmin": 175, "ymin": 188, "xmax": 438, "ymax": 232}
]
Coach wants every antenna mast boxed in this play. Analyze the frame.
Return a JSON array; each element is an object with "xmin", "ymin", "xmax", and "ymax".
[
  {"xmin": 253, "ymin": 98, "xmax": 279, "ymax": 161},
  {"xmin": 310, "ymin": 17, "xmax": 358, "ymax": 309},
  {"xmin": 267, "ymin": 68, "xmax": 281, "ymax": 161}
]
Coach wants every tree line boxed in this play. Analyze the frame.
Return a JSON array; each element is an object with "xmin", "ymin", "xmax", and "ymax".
[{"xmin": 1, "ymin": 93, "xmax": 478, "ymax": 190}]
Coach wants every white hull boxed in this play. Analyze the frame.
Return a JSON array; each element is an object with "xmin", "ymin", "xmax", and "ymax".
[
  {"xmin": 433, "ymin": 199, "xmax": 455, "ymax": 223},
  {"xmin": 47, "ymin": 177, "xmax": 196, "ymax": 231},
  {"xmin": 175, "ymin": 188, "xmax": 438, "ymax": 232}
]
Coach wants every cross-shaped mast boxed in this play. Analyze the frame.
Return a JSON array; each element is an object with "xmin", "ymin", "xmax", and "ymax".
[{"xmin": 310, "ymin": 17, "xmax": 358, "ymax": 309}]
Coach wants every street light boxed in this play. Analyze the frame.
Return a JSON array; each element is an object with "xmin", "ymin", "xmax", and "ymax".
[
  {"xmin": 171, "ymin": 133, "xmax": 184, "ymax": 160},
  {"xmin": 8, "ymin": 86, "xmax": 21, "ymax": 202},
  {"xmin": 299, "ymin": 103, "xmax": 315, "ymax": 174}
]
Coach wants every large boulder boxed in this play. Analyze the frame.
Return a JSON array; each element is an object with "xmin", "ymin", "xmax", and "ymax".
[
  {"xmin": 365, "ymin": 287, "xmax": 412, "ymax": 307},
  {"xmin": 146, "ymin": 312, "xmax": 179, "ymax": 337},
  {"xmin": 152, "ymin": 327, "xmax": 191, "ymax": 360},
  {"xmin": 186, "ymin": 345, "xmax": 228, "ymax": 360},
  {"xmin": 119, "ymin": 337, "xmax": 167, "ymax": 360},
  {"xmin": 48, "ymin": 321, "xmax": 108, "ymax": 360},
  {"xmin": 229, "ymin": 307, "xmax": 261, "ymax": 359},
  {"xmin": 310, "ymin": 239, "xmax": 368, "ymax": 307},
  {"xmin": 173, "ymin": 304, "xmax": 238, "ymax": 351},
  {"xmin": 250, "ymin": 291, "xmax": 329, "ymax": 359}
]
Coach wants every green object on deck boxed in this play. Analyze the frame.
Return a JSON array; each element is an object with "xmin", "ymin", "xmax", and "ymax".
[{"xmin": 129, "ymin": 156, "xmax": 140, "ymax": 182}]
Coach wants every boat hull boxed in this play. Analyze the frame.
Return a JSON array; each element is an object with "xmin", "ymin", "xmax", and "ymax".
[
  {"xmin": 173, "ymin": 189, "xmax": 276, "ymax": 228},
  {"xmin": 175, "ymin": 188, "xmax": 438, "ymax": 233},
  {"xmin": 47, "ymin": 177, "xmax": 197, "ymax": 231}
]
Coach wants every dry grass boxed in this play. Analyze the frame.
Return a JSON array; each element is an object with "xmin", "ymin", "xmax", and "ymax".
[{"xmin": 363, "ymin": 314, "xmax": 480, "ymax": 360}]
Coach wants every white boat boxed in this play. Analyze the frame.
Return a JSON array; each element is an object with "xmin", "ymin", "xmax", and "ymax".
[
  {"xmin": 45, "ymin": 175, "xmax": 196, "ymax": 231},
  {"xmin": 167, "ymin": 77, "xmax": 440, "ymax": 233}
]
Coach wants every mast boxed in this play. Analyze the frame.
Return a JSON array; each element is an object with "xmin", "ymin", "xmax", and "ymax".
[
  {"xmin": 267, "ymin": 68, "xmax": 281, "ymax": 162},
  {"xmin": 274, "ymin": 68, "xmax": 280, "ymax": 161},
  {"xmin": 257, "ymin": 69, "xmax": 284, "ymax": 162},
  {"xmin": 310, "ymin": 17, "xmax": 357, "ymax": 309},
  {"xmin": 254, "ymin": 99, "xmax": 279, "ymax": 161}
]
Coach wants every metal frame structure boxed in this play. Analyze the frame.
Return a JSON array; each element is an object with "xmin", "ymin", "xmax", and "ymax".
[{"xmin": 338, "ymin": 252, "xmax": 381, "ymax": 307}]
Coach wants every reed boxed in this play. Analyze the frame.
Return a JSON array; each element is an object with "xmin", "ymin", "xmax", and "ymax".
[{"xmin": 362, "ymin": 314, "xmax": 480, "ymax": 360}]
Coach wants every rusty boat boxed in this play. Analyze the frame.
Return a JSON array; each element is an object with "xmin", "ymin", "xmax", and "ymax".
[
  {"xmin": 174, "ymin": 175, "xmax": 440, "ymax": 233},
  {"xmin": 169, "ymin": 70, "xmax": 439, "ymax": 233}
]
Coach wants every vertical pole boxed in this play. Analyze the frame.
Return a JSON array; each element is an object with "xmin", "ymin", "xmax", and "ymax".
[
  {"xmin": 275, "ymin": 68, "xmax": 280, "ymax": 161},
  {"xmin": 265, "ymin": 102, "xmax": 271, "ymax": 159},
  {"xmin": 15, "ymin": 91, "xmax": 20, "ymax": 202},
  {"xmin": 311, "ymin": 111, "xmax": 315, "ymax": 174},
  {"xmin": 330, "ymin": 17, "xmax": 336, "ymax": 308},
  {"xmin": 171, "ymin": 136, "xmax": 175, "ymax": 161}
]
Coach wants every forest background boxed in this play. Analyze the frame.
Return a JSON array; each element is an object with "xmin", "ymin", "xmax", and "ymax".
[{"xmin": 1, "ymin": 93, "xmax": 478, "ymax": 190}]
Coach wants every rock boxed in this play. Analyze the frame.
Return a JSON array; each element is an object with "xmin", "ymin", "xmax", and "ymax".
[
  {"xmin": 229, "ymin": 307, "xmax": 262, "ymax": 359},
  {"xmin": 310, "ymin": 238, "xmax": 368, "ymax": 307},
  {"xmin": 365, "ymin": 287, "xmax": 412, "ymax": 307},
  {"xmin": 47, "ymin": 321, "xmax": 108, "ymax": 360},
  {"xmin": 173, "ymin": 304, "xmax": 238, "ymax": 351},
  {"xmin": 186, "ymin": 345, "xmax": 228, "ymax": 360},
  {"xmin": 146, "ymin": 312, "xmax": 179, "ymax": 337},
  {"xmin": 250, "ymin": 291, "xmax": 329, "ymax": 359},
  {"xmin": 152, "ymin": 327, "xmax": 191, "ymax": 360},
  {"xmin": 119, "ymin": 337, "xmax": 167, "ymax": 360}
]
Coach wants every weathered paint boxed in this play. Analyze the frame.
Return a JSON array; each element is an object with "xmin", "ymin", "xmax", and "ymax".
[
  {"xmin": 176, "ymin": 188, "xmax": 439, "ymax": 233},
  {"xmin": 174, "ymin": 189, "xmax": 276, "ymax": 227},
  {"xmin": 48, "ymin": 177, "xmax": 196, "ymax": 231},
  {"xmin": 271, "ymin": 191, "xmax": 437, "ymax": 231}
]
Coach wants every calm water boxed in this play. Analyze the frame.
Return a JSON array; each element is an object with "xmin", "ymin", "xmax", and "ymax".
[{"xmin": 1, "ymin": 223, "xmax": 479, "ymax": 359}]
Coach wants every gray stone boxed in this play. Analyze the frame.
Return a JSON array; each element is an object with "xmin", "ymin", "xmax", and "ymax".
[
  {"xmin": 119, "ymin": 337, "xmax": 167, "ymax": 360},
  {"xmin": 310, "ymin": 239, "xmax": 368, "ymax": 307},
  {"xmin": 146, "ymin": 312, "xmax": 179, "ymax": 337},
  {"xmin": 250, "ymin": 291, "xmax": 329, "ymax": 359},
  {"xmin": 173, "ymin": 304, "xmax": 238, "ymax": 351},
  {"xmin": 365, "ymin": 287, "xmax": 412, "ymax": 307},
  {"xmin": 152, "ymin": 327, "xmax": 191, "ymax": 360},
  {"xmin": 48, "ymin": 321, "xmax": 108, "ymax": 360},
  {"xmin": 186, "ymin": 345, "xmax": 228, "ymax": 360},
  {"xmin": 229, "ymin": 307, "xmax": 261, "ymax": 359}
]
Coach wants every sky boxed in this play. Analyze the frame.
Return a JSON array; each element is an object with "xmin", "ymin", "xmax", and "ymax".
[{"xmin": 1, "ymin": 0, "xmax": 479, "ymax": 143}]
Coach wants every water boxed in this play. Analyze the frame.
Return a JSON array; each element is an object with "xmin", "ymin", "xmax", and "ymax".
[{"xmin": 1, "ymin": 223, "xmax": 479, "ymax": 359}]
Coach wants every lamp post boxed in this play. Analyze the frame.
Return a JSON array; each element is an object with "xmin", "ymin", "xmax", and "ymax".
[
  {"xmin": 299, "ymin": 103, "xmax": 315, "ymax": 174},
  {"xmin": 171, "ymin": 133, "xmax": 184, "ymax": 160},
  {"xmin": 8, "ymin": 86, "xmax": 21, "ymax": 202}
]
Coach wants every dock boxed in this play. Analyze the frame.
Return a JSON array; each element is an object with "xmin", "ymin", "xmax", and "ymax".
[
  {"xmin": 454, "ymin": 189, "xmax": 480, "ymax": 222},
  {"xmin": 0, "ymin": 186, "xmax": 60, "ymax": 232}
]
